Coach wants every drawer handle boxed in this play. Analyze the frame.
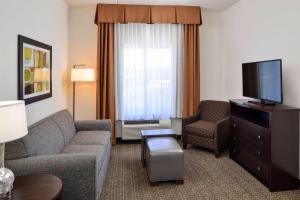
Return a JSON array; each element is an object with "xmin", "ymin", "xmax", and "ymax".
[
  {"xmin": 257, "ymin": 166, "xmax": 261, "ymax": 171},
  {"xmin": 257, "ymin": 150, "xmax": 261, "ymax": 156},
  {"xmin": 257, "ymin": 135, "xmax": 261, "ymax": 140},
  {"xmin": 233, "ymin": 123, "xmax": 237, "ymax": 128}
]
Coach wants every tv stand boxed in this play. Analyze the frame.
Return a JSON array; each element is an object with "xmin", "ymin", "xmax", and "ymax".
[
  {"xmin": 229, "ymin": 99, "xmax": 299, "ymax": 191},
  {"xmin": 247, "ymin": 100, "xmax": 276, "ymax": 106}
]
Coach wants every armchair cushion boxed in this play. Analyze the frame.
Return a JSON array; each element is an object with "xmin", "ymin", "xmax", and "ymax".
[
  {"xmin": 185, "ymin": 120, "xmax": 216, "ymax": 139},
  {"xmin": 200, "ymin": 100, "xmax": 229, "ymax": 122}
]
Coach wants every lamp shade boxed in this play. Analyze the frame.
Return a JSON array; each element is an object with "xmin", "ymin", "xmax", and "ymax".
[
  {"xmin": 0, "ymin": 101, "xmax": 28, "ymax": 143},
  {"xmin": 71, "ymin": 68, "xmax": 95, "ymax": 82}
]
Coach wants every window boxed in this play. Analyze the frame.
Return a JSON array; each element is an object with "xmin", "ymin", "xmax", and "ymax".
[{"xmin": 116, "ymin": 23, "xmax": 183, "ymax": 120}]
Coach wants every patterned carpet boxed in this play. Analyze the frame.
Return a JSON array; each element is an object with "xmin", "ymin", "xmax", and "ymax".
[{"xmin": 101, "ymin": 143, "xmax": 300, "ymax": 200}]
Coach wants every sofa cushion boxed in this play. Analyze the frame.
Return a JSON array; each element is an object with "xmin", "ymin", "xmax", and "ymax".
[
  {"xmin": 23, "ymin": 118, "xmax": 65, "ymax": 157},
  {"xmin": 5, "ymin": 139, "xmax": 29, "ymax": 160},
  {"xmin": 70, "ymin": 131, "xmax": 111, "ymax": 146},
  {"xmin": 50, "ymin": 110, "xmax": 76, "ymax": 145},
  {"xmin": 185, "ymin": 120, "xmax": 216, "ymax": 139},
  {"xmin": 61, "ymin": 145, "xmax": 106, "ymax": 175}
]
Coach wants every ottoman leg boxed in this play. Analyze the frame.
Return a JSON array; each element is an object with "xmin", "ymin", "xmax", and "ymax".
[
  {"xmin": 176, "ymin": 180, "xmax": 184, "ymax": 185},
  {"xmin": 214, "ymin": 150, "xmax": 220, "ymax": 158},
  {"xmin": 150, "ymin": 181, "xmax": 159, "ymax": 186}
]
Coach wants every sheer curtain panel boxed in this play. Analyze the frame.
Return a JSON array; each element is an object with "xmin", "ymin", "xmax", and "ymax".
[{"xmin": 116, "ymin": 23, "xmax": 183, "ymax": 121}]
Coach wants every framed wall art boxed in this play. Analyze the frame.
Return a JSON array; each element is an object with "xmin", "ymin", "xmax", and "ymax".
[{"xmin": 18, "ymin": 35, "xmax": 52, "ymax": 105}]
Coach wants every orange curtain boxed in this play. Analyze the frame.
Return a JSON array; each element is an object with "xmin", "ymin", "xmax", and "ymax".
[
  {"xmin": 96, "ymin": 23, "xmax": 116, "ymax": 145},
  {"xmin": 95, "ymin": 4, "xmax": 202, "ymax": 25},
  {"xmin": 182, "ymin": 24, "xmax": 200, "ymax": 117},
  {"xmin": 95, "ymin": 4, "xmax": 201, "ymax": 136}
]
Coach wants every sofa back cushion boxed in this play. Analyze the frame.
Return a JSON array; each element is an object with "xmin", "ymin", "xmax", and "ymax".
[
  {"xmin": 5, "ymin": 139, "xmax": 29, "ymax": 160},
  {"xmin": 50, "ymin": 110, "xmax": 76, "ymax": 145},
  {"xmin": 5, "ymin": 117, "xmax": 65, "ymax": 160},
  {"xmin": 5, "ymin": 110, "xmax": 75, "ymax": 160},
  {"xmin": 23, "ymin": 118, "xmax": 65, "ymax": 157}
]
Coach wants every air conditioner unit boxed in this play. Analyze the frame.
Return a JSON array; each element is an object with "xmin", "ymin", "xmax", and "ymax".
[{"xmin": 121, "ymin": 119, "xmax": 172, "ymax": 140}]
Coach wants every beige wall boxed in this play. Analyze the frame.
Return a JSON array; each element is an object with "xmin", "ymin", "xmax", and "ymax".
[
  {"xmin": 68, "ymin": 5, "xmax": 220, "ymax": 120},
  {"xmin": 0, "ymin": 0, "xmax": 69, "ymax": 125},
  {"xmin": 221, "ymin": 0, "xmax": 300, "ymax": 105},
  {"xmin": 221, "ymin": 0, "xmax": 300, "ymax": 178},
  {"xmin": 68, "ymin": 6, "xmax": 98, "ymax": 120},
  {"xmin": 200, "ymin": 10, "xmax": 223, "ymax": 101}
]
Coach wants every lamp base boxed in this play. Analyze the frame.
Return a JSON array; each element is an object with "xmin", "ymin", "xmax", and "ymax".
[
  {"xmin": 0, "ymin": 168, "xmax": 14, "ymax": 199},
  {"xmin": 0, "ymin": 191, "xmax": 11, "ymax": 200}
]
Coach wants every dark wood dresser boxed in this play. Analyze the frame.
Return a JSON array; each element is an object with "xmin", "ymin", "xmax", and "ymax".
[{"xmin": 229, "ymin": 99, "xmax": 299, "ymax": 191}]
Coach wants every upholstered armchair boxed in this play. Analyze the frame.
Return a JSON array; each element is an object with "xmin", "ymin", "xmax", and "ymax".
[{"xmin": 182, "ymin": 100, "xmax": 230, "ymax": 158}]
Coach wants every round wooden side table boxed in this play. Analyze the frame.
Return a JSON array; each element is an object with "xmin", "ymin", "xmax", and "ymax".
[{"xmin": 11, "ymin": 174, "xmax": 62, "ymax": 200}]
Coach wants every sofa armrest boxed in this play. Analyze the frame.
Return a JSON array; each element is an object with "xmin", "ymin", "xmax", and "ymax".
[
  {"xmin": 6, "ymin": 153, "xmax": 96, "ymax": 200},
  {"xmin": 75, "ymin": 119, "xmax": 112, "ymax": 132},
  {"xmin": 215, "ymin": 117, "xmax": 230, "ymax": 149}
]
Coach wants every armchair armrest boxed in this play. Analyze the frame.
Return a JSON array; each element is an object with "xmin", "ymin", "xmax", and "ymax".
[
  {"xmin": 6, "ymin": 154, "xmax": 96, "ymax": 200},
  {"xmin": 182, "ymin": 112, "xmax": 201, "ymax": 145},
  {"xmin": 215, "ymin": 117, "xmax": 230, "ymax": 149},
  {"xmin": 75, "ymin": 119, "xmax": 112, "ymax": 132},
  {"xmin": 182, "ymin": 112, "xmax": 201, "ymax": 131}
]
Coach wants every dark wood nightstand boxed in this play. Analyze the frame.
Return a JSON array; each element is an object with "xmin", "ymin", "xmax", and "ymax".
[{"xmin": 12, "ymin": 174, "xmax": 62, "ymax": 200}]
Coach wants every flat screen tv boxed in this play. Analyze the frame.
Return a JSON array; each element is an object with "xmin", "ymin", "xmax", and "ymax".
[{"xmin": 242, "ymin": 59, "xmax": 283, "ymax": 104}]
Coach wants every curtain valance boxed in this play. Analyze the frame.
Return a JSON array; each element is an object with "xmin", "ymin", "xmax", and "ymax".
[{"xmin": 94, "ymin": 4, "xmax": 202, "ymax": 25}]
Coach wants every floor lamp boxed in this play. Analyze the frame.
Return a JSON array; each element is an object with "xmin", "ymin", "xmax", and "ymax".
[{"xmin": 71, "ymin": 66, "xmax": 95, "ymax": 120}]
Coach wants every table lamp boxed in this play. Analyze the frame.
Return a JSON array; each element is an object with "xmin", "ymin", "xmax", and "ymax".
[
  {"xmin": 0, "ymin": 101, "xmax": 28, "ymax": 199},
  {"xmin": 71, "ymin": 66, "xmax": 95, "ymax": 120}
]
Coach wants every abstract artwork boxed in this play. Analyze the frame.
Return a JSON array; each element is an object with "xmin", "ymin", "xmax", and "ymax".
[{"xmin": 18, "ymin": 35, "xmax": 52, "ymax": 104}]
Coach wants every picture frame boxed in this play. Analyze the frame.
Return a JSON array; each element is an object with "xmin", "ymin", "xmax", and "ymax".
[{"xmin": 18, "ymin": 35, "xmax": 52, "ymax": 105}]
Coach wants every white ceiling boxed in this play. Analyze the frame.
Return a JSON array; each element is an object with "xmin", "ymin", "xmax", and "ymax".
[{"xmin": 65, "ymin": 0, "xmax": 239, "ymax": 11}]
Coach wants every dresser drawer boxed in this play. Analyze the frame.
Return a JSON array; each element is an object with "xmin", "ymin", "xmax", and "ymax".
[
  {"xmin": 230, "ymin": 116, "xmax": 270, "ymax": 148},
  {"xmin": 230, "ymin": 116, "xmax": 243, "ymax": 137},
  {"xmin": 231, "ymin": 137, "xmax": 270, "ymax": 163},
  {"xmin": 230, "ymin": 144, "xmax": 270, "ymax": 183}
]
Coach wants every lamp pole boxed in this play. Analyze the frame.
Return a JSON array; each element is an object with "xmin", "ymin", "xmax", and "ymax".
[
  {"xmin": 72, "ymin": 68, "xmax": 75, "ymax": 120},
  {"xmin": 72, "ymin": 64, "xmax": 85, "ymax": 120}
]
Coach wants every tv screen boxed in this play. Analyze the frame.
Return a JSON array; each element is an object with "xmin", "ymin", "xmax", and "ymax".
[{"xmin": 242, "ymin": 59, "xmax": 282, "ymax": 103}]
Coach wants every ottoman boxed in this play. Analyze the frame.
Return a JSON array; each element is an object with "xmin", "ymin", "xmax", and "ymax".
[{"xmin": 145, "ymin": 137, "xmax": 184, "ymax": 185}]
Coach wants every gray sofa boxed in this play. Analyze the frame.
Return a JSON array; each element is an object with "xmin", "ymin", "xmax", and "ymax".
[{"xmin": 5, "ymin": 110, "xmax": 111, "ymax": 200}]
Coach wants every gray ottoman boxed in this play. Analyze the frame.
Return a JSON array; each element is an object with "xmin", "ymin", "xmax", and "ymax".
[{"xmin": 145, "ymin": 137, "xmax": 184, "ymax": 185}]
